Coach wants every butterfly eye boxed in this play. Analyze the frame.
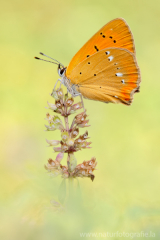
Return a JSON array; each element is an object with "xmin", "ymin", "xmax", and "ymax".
[{"xmin": 58, "ymin": 67, "xmax": 66, "ymax": 77}]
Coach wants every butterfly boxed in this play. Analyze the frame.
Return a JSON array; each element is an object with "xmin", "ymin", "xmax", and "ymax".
[{"xmin": 35, "ymin": 18, "xmax": 141, "ymax": 105}]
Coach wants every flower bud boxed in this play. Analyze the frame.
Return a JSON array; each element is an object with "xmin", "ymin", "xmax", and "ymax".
[
  {"xmin": 70, "ymin": 102, "xmax": 82, "ymax": 111},
  {"xmin": 71, "ymin": 127, "xmax": 79, "ymax": 138},
  {"xmin": 61, "ymin": 131, "xmax": 69, "ymax": 142},
  {"xmin": 45, "ymin": 158, "xmax": 60, "ymax": 171},
  {"xmin": 89, "ymin": 157, "xmax": 97, "ymax": 168},
  {"xmin": 78, "ymin": 120, "xmax": 90, "ymax": 128},
  {"xmin": 55, "ymin": 100, "xmax": 63, "ymax": 109},
  {"xmin": 75, "ymin": 112, "xmax": 87, "ymax": 124},
  {"xmin": 61, "ymin": 142, "xmax": 68, "ymax": 152},
  {"xmin": 69, "ymin": 110, "xmax": 76, "ymax": 114},
  {"xmin": 88, "ymin": 169, "xmax": 93, "ymax": 174},
  {"xmin": 80, "ymin": 141, "xmax": 91, "ymax": 148},
  {"xmin": 49, "ymin": 170, "xmax": 61, "ymax": 177},
  {"xmin": 81, "ymin": 170, "xmax": 86, "ymax": 176},
  {"xmin": 60, "ymin": 165, "xmax": 68, "ymax": 171},
  {"xmin": 45, "ymin": 113, "xmax": 52, "ymax": 121},
  {"xmin": 51, "ymin": 89, "xmax": 59, "ymax": 100},
  {"xmin": 46, "ymin": 139, "xmax": 60, "ymax": 146},
  {"xmin": 47, "ymin": 102, "xmax": 57, "ymax": 111},
  {"xmin": 53, "ymin": 147, "xmax": 62, "ymax": 152},
  {"xmin": 48, "ymin": 158, "xmax": 55, "ymax": 165},
  {"xmin": 62, "ymin": 171, "xmax": 69, "ymax": 179},
  {"xmin": 47, "ymin": 158, "xmax": 56, "ymax": 168},
  {"xmin": 75, "ymin": 137, "xmax": 83, "ymax": 144},
  {"xmin": 66, "ymin": 138, "xmax": 74, "ymax": 146},
  {"xmin": 54, "ymin": 108, "xmax": 63, "ymax": 114},
  {"xmin": 45, "ymin": 124, "xmax": 56, "ymax": 131},
  {"xmin": 53, "ymin": 116, "xmax": 62, "ymax": 124},
  {"xmin": 65, "ymin": 97, "xmax": 74, "ymax": 107},
  {"xmin": 68, "ymin": 154, "xmax": 77, "ymax": 172},
  {"xmin": 57, "ymin": 88, "xmax": 63, "ymax": 98},
  {"xmin": 83, "ymin": 131, "xmax": 88, "ymax": 139},
  {"xmin": 52, "ymin": 116, "xmax": 63, "ymax": 129},
  {"xmin": 56, "ymin": 152, "xmax": 64, "ymax": 163}
]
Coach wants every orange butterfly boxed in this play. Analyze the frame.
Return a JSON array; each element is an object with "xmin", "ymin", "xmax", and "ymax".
[{"xmin": 35, "ymin": 18, "xmax": 141, "ymax": 105}]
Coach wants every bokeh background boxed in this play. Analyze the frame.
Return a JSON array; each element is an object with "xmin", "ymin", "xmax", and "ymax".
[{"xmin": 1, "ymin": 0, "xmax": 160, "ymax": 239}]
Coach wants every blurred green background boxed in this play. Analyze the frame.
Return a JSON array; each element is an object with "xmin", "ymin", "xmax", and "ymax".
[{"xmin": 1, "ymin": 0, "xmax": 160, "ymax": 239}]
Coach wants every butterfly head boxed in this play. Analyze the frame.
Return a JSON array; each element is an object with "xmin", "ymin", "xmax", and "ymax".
[{"xmin": 58, "ymin": 64, "xmax": 66, "ymax": 77}]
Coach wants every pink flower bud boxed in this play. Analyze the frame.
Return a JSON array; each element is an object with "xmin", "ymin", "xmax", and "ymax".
[
  {"xmin": 53, "ymin": 147, "xmax": 62, "ymax": 152},
  {"xmin": 56, "ymin": 153, "xmax": 64, "ymax": 162}
]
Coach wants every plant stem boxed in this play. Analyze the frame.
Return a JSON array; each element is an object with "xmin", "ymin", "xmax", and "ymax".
[{"xmin": 64, "ymin": 116, "xmax": 69, "ymax": 132}]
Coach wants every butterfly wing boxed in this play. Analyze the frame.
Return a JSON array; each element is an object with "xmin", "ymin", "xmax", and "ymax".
[
  {"xmin": 66, "ymin": 18, "xmax": 135, "ymax": 77},
  {"xmin": 67, "ymin": 48, "xmax": 141, "ymax": 105}
]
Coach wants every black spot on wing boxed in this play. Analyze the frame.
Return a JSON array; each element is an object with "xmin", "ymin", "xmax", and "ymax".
[{"xmin": 94, "ymin": 46, "xmax": 99, "ymax": 51}]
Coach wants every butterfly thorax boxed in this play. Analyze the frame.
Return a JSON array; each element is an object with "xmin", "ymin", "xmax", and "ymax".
[{"xmin": 61, "ymin": 75, "xmax": 80, "ymax": 97}]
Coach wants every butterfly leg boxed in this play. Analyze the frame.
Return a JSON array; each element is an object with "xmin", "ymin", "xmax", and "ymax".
[
  {"xmin": 54, "ymin": 78, "xmax": 62, "ymax": 90},
  {"xmin": 80, "ymin": 94, "xmax": 86, "ymax": 112}
]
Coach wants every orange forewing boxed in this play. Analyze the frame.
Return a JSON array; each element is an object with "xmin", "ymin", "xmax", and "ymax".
[
  {"xmin": 66, "ymin": 18, "xmax": 135, "ymax": 76},
  {"xmin": 69, "ymin": 48, "xmax": 141, "ymax": 105}
]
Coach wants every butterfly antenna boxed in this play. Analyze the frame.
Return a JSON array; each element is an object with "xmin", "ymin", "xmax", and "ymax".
[
  {"xmin": 34, "ymin": 57, "xmax": 59, "ymax": 66},
  {"xmin": 39, "ymin": 52, "xmax": 64, "ymax": 67}
]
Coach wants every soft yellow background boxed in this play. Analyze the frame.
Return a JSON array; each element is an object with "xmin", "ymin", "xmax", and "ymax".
[{"xmin": 1, "ymin": 0, "xmax": 160, "ymax": 239}]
